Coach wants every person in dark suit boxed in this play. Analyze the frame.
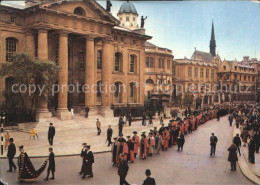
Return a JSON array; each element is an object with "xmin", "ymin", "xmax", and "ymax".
[
  {"xmin": 210, "ymin": 133, "xmax": 218, "ymax": 156},
  {"xmin": 48, "ymin": 123, "xmax": 55, "ymax": 146},
  {"xmin": 248, "ymin": 137, "xmax": 256, "ymax": 164},
  {"xmin": 82, "ymin": 145, "xmax": 94, "ymax": 178},
  {"xmin": 228, "ymin": 143, "xmax": 238, "ymax": 171},
  {"xmin": 143, "ymin": 169, "xmax": 156, "ymax": 185},
  {"xmin": 118, "ymin": 154, "xmax": 130, "ymax": 185},
  {"xmin": 7, "ymin": 138, "xmax": 16, "ymax": 172},
  {"xmin": 107, "ymin": 125, "xmax": 113, "ymax": 147},
  {"xmin": 44, "ymin": 147, "xmax": 55, "ymax": 181},
  {"xmin": 85, "ymin": 107, "xmax": 90, "ymax": 118},
  {"xmin": 79, "ymin": 143, "xmax": 87, "ymax": 175},
  {"xmin": 233, "ymin": 133, "xmax": 242, "ymax": 156}
]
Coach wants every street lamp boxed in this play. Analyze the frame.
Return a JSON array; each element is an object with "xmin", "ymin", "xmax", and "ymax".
[{"xmin": 1, "ymin": 111, "xmax": 6, "ymax": 155}]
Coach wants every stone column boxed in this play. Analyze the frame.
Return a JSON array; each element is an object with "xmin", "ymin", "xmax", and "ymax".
[
  {"xmin": 85, "ymin": 36, "xmax": 95, "ymax": 108},
  {"xmin": 36, "ymin": 29, "xmax": 52, "ymax": 121},
  {"xmin": 99, "ymin": 38, "xmax": 113, "ymax": 117},
  {"xmin": 57, "ymin": 32, "xmax": 71, "ymax": 120},
  {"xmin": 25, "ymin": 31, "xmax": 35, "ymax": 57}
]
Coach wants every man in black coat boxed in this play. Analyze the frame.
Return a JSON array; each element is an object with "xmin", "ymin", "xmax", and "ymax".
[
  {"xmin": 248, "ymin": 138, "xmax": 255, "ymax": 164},
  {"xmin": 210, "ymin": 133, "xmax": 218, "ymax": 156},
  {"xmin": 79, "ymin": 143, "xmax": 87, "ymax": 175},
  {"xmin": 48, "ymin": 123, "xmax": 55, "ymax": 146},
  {"xmin": 82, "ymin": 145, "xmax": 94, "ymax": 178},
  {"xmin": 233, "ymin": 133, "xmax": 242, "ymax": 156},
  {"xmin": 44, "ymin": 147, "xmax": 55, "ymax": 181},
  {"xmin": 118, "ymin": 154, "xmax": 130, "ymax": 185},
  {"xmin": 107, "ymin": 125, "xmax": 113, "ymax": 147},
  {"xmin": 7, "ymin": 138, "xmax": 16, "ymax": 172},
  {"xmin": 143, "ymin": 169, "xmax": 156, "ymax": 185}
]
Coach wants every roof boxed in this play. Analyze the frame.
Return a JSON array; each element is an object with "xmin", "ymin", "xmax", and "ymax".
[
  {"xmin": 113, "ymin": 26, "xmax": 152, "ymax": 39},
  {"xmin": 145, "ymin": 41, "xmax": 172, "ymax": 52},
  {"xmin": 191, "ymin": 50, "xmax": 214, "ymax": 63},
  {"xmin": 174, "ymin": 58, "xmax": 218, "ymax": 67},
  {"xmin": 1, "ymin": 1, "xmax": 25, "ymax": 9},
  {"xmin": 118, "ymin": 1, "xmax": 137, "ymax": 14}
]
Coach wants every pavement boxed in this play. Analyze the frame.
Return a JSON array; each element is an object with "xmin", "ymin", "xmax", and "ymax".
[
  {"xmin": 233, "ymin": 126, "xmax": 260, "ymax": 184},
  {"xmin": 1, "ymin": 114, "xmax": 172, "ymax": 157},
  {"xmin": 0, "ymin": 115, "xmax": 253, "ymax": 185}
]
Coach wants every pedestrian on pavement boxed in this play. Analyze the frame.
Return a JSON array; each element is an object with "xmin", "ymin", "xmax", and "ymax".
[
  {"xmin": 71, "ymin": 108, "xmax": 74, "ymax": 119},
  {"xmin": 241, "ymin": 128, "xmax": 249, "ymax": 146},
  {"xmin": 142, "ymin": 112, "xmax": 146, "ymax": 126},
  {"xmin": 159, "ymin": 112, "xmax": 164, "ymax": 125},
  {"xmin": 96, "ymin": 118, "xmax": 101, "ymax": 135},
  {"xmin": 79, "ymin": 143, "xmax": 87, "ymax": 175},
  {"xmin": 253, "ymin": 131, "xmax": 259, "ymax": 153},
  {"xmin": 233, "ymin": 133, "xmax": 242, "ymax": 156},
  {"xmin": 85, "ymin": 106, "xmax": 89, "ymax": 118},
  {"xmin": 142, "ymin": 169, "xmax": 156, "ymax": 185},
  {"xmin": 48, "ymin": 123, "xmax": 55, "ymax": 146},
  {"xmin": 118, "ymin": 154, "xmax": 130, "ymax": 185},
  {"xmin": 210, "ymin": 133, "xmax": 218, "ymax": 156},
  {"xmin": 128, "ymin": 114, "xmax": 132, "ymax": 127},
  {"xmin": 107, "ymin": 125, "xmax": 113, "ymax": 146},
  {"xmin": 177, "ymin": 133, "xmax": 185, "ymax": 151},
  {"xmin": 4, "ymin": 130, "xmax": 11, "ymax": 150},
  {"xmin": 248, "ymin": 137, "xmax": 255, "ymax": 164},
  {"xmin": 7, "ymin": 138, "xmax": 16, "ymax": 172},
  {"xmin": 228, "ymin": 143, "xmax": 238, "ymax": 171},
  {"xmin": 82, "ymin": 145, "xmax": 94, "ymax": 178},
  {"xmin": 118, "ymin": 119, "xmax": 123, "ymax": 136},
  {"xmin": 44, "ymin": 147, "xmax": 55, "ymax": 181},
  {"xmin": 228, "ymin": 114, "xmax": 233, "ymax": 127}
]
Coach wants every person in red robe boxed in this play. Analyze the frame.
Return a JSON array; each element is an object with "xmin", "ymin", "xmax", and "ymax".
[
  {"xmin": 139, "ymin": 134, "xmax": 148, "ymax": 159},
  {"xmin": 126, "ymin": 136, "xmax": 135, "ymax": 163},
  {"xmin": 132, "ymin": 131, "xmax": 139, "ymax": 158},
  {"xmin": 162, "ymin": 128, "xmax": 170, "ymax": 151}
]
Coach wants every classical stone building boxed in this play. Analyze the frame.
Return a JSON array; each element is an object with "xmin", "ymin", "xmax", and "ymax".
[
  {"xmin": 144, "ymin": 42, "xmax": 174, "ymax": 109},
  {"xmin": 0, "ymin": 0, "xmax": 159, "ymax": 120}
]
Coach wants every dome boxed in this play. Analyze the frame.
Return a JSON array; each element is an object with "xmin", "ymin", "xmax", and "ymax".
[{"xmin": 118, "ymin": 1, "xmax": 137, "ymax": 14}]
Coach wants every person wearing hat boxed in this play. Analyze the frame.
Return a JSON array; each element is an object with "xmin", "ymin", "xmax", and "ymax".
[
  {"xmin": 7, "ymin": 138, "xmax": 16, "ymax": 172},
  {"xmin": 4, "ymin": 130, "xmax": 11, "ymax": 150},
  {"xmin": 44, "ymin": 147, "xmax": 55, "ymax": 181},
  {"xmin": 111, "ymin": 137, "xmax": 119, "ymax": 166},
  {"xmin": 158, "ymin": 124, "xmax": 164, "ymax": 136},
  {"xmin": 48, "ymin": 123, "xmax": 55, "ymax": 146},
  {"xmin": 154, "ymin": 131, "xmax": 162, "ymax": 154},
  {"xmin": 132, "ymin": 131, "xmax": 139, "ymax": 158},
  {"xmin": 79, "ymin": 143, "xmax": 87, "ymax": 175},
  {"xmin": 126, "ymin": 136, "xmax": 134, "ymax": 163},
  {"xmin": 139, "ymin": 134, "xmax": 148, "ymax": 159},
  {"xmin": 118, "ymin": 137, "xmax": 128, "ymax": 161},
  {"xmin": 107, "ymin": 125, "xmax": 113, "ymax": 146},
  {"xmin": 142, "ymin": 169, "xmax": 156, "ymax": 185},
  {"xmin": 147, "ymin": 133, "xmax": 155, "ymax": 156},
  {"xmin": 153, "ymin": 127, "xmax": 158, "ymax": 136},
  {"xmin": 162, "ymin": 127, "xmax": 170, "ymax": 151},
  {"xmin": 82, "ymin": 145, "xmax": 94, "ymax": 178},
  {"xmin": 177, "ymin": 132, "xmax": 185, "ymax": 151},
  {"xmin": 118, "ymin": 154, "xmax": 130, "ymax": 185},
  {"xmin": 96, "ymin": 118, "xmax": 101, "ymax": 136}
]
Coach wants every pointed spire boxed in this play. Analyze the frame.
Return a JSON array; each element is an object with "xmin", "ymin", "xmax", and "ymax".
[
  {"xmin": 210, "ymin": 20, "xmax": 216, "ymax": 57},
  {"xmin": 211, "ymin": 20, "xmax": 215, "ymax": 41}
]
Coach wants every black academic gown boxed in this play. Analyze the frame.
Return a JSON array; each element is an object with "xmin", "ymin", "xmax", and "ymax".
[{"xmin": 83, "ymin": 151, "xmax": 94, "ymax": 176}]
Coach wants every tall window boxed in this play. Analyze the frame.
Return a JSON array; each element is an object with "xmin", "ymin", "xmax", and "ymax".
[
  {"xmin": 172, "ymin": 65, "xmax": 176, "ymax": 76},
  {"xmin": 206, "ymin": 69, "xmax": 209, "ymax": 78},
  {"xmin": 194, "ymin": 67, "xmax": 198, "ymax": 78},
  {"xmin": 211, "ymin": 69, "xmax": 214, "ymax": 79},
  {"xmin": 188, "ymin": 67, "xmax": 192, "ymax": 78},
  {"xmin": 6, "ymin": 38, "xmax": 17, "ymax": 62},
  {"xmin": 114, "ymin": 52, "xmax": 122, "ymax": 72},
  {"xmin": 146, "ymin": 57, "xmax": 149, "ymax": 68},
  {"xmin": 97, "ymin": 81, "xmax": 101, "ymax": 103},
  {"xmin": 200, "ymin": 68, "xmax": 204, "ymax": 78},
  {"xmin": 130, "ymin": 55, "xmax": 136, "ymax": 73},
  {"xmin": 146, "ymin": 57, "xmax": 154, "ymax": 68},
  {"xmin": 159, "ymin": 58, "xmax": 164, "ymax": 68},
  {"xmin": 167, "ymin": 60, "xmax": 170, "ymax": 69},
  {"xmin": 97, "ymin": 50, "xmax": 102, "ymax": 69},
  {"xmin": 129, "ymin": 82, "xmax": 137, "ymax": 103}
]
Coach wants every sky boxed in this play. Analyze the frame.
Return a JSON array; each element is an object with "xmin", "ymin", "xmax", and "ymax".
[{"xmin": 3, "ymin": 0, "xmax": 260, "ymax": 60}]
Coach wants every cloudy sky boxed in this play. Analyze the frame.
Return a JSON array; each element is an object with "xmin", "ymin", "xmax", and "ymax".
[{"xmin": 3, "ymin": 1, "xmax": 260, "ymax": 60}]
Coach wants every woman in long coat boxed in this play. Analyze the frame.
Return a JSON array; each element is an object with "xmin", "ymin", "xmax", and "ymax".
[{"xmin": 228, "ymin": 143, "xmax": 238, "ymax": 171}]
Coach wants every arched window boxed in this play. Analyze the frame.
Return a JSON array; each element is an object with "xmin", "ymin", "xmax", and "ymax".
[
  {"xmin": 129, "ymin": 82, "xmax": 137, "ymax": 103},
  {"xmin": 97, "ymin": 50, "xmax": 102, "ymax": 70},
  {"xmin": 73, "ymin": 7, "xmax": 86, "ymax": 16},
  {"xmin": 129, "ymin": 54, "xmax": 136, "ymax": 73},
  {"xmin": 114, "ymin": 52, "xmax": 122, "ymax": 72},
  {"xmin": 114, "ymin": 82, "xmax": 123, "ymax": 103},
  {"xmin": 146, "ymin": 79, "xmax": 154, "ymax": 84},
  {"xmin": 6, "ymin": 37, "xmax": 17, "ymax": 62}
]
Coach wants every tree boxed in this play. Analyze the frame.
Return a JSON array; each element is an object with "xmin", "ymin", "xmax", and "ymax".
[{"xmin": 0, "ymin": 53, "xmax": 58, "ymax": 114}]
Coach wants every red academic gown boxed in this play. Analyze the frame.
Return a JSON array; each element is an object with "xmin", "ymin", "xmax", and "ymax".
[
  {"xmin": 191, "ymin": 117, "xmax": 195, "ymax": 130},
  {"xmin": 162, "ymin": 131, "xmax": 170, "ymax": 149},
  {"xmin": 132, "ymin": 135, "xmax": 139, "ymax": 155},
  {"xmin": 139, "ymin": 137, "xmax": 148, "ymax": 158},
  {"xmin": 180, "ymin": 123, "xmax": 185, "ymax": 134},
  {"xmin": 122, "ymin": 143, "xmax": 128, "ymax": 160}
]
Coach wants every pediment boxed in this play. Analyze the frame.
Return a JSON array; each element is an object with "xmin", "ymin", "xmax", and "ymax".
[{"xmin": 40, "ymin": 0, "xmax": 119, "ymax": 25}]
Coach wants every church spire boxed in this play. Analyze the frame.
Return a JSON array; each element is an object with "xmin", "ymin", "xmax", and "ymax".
[{"xmin": 210, "ymin": 21, "xmax": 216, "ymax": 57}]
